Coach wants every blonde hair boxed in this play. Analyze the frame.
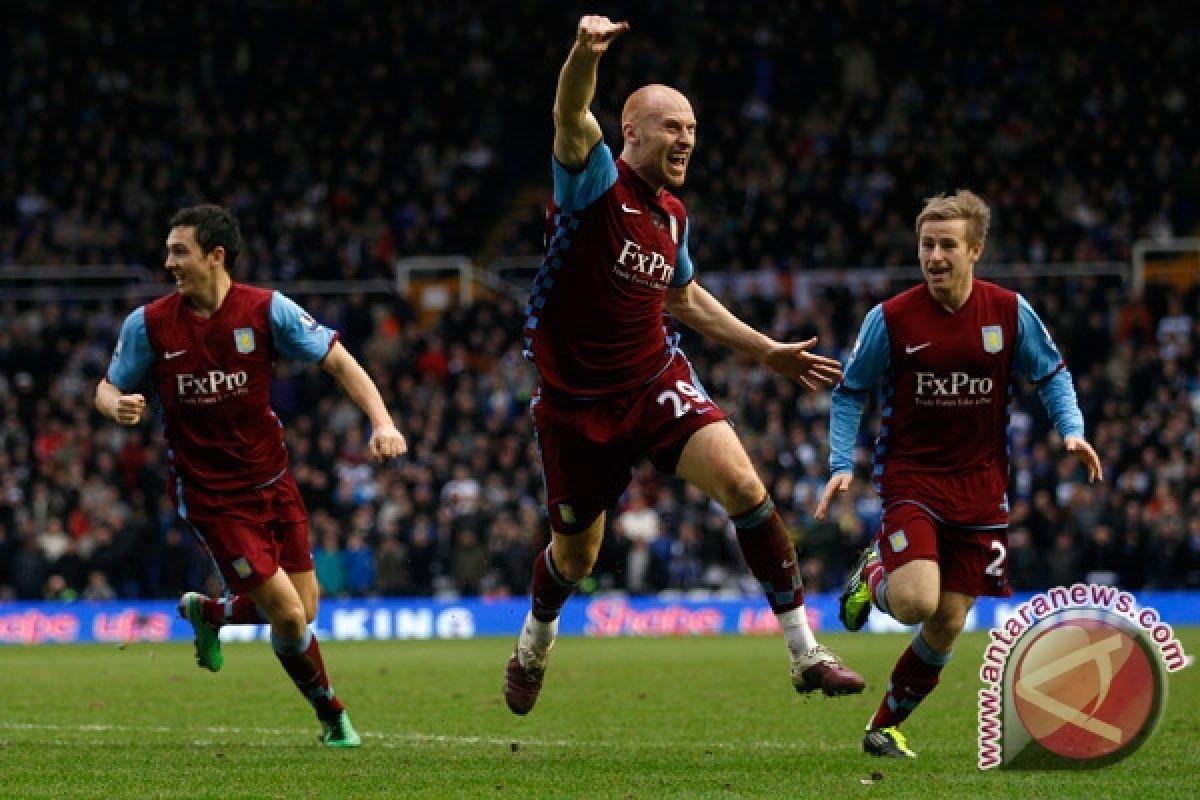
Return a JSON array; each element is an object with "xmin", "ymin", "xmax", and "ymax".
[{"xmin": 915, "ymin": 189, "xmax": 991, "ymax": 245}]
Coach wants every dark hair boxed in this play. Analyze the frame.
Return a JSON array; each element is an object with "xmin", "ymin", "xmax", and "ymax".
[{"xmin": 168, "ymin": 204, "xmax": 241, "ymax": 269}]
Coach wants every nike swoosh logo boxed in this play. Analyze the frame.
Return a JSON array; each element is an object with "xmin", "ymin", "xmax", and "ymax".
[
  {"xmin": 620, "ymin": 203, "xmax": 642, "ymax": 214},
  {"xmin": 164, "ymin": 350, "xmax": 188, "ymax": 360},
  {"xmin": 905, "ymin": 343, "xmax": 931, "ymax": 354}
]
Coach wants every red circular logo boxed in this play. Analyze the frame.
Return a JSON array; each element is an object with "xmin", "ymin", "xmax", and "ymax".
[{"xmin": 1012, "ymin": 617, "xmax": 1156, "ymax": 760}]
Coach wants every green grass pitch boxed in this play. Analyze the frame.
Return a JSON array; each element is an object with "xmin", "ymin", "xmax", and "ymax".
[{"xmin": 2, "ymin": 629, "xmax": 1196, "ymax": 799}]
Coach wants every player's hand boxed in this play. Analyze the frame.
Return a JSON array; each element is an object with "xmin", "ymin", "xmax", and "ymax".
[
  {"xmin": 368, "ymin": 424, "xmax": 407, "ymax": 462},
  {"xmin": 114, "ymin": 393, "xmax": 147, "ymax": 426},
  {"xmin": 576, "ymin": 15, "xmax": 629, "ymax": 54},
  {"xmin": 1065, "ymin": 435, "xmax": 1103, "ymax": 483},
  {"xmin": 814, "ymin": 472, "xmax": 853, "ymax": 520},
  {"xmin": 763, "ymin": 337, "xmax": 843, "ymax": 390}
]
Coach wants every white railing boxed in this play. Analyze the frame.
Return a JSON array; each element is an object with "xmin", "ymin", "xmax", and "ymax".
[
  {"xmin": 483, "ymin": 257, "xmax": 1132, "ymax": 309},
  {"xmin": 1131, "ymin": 237, "xmax": 1200, "ymax": 296},
  {"xmin": 1, "ymin": 259, "xmax": 1135, "ymax": 313}
]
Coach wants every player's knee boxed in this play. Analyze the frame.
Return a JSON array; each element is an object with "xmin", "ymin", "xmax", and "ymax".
[
  {"xmin": 266, "ymin": 601, "xmax": 308, "ymax": 637},
  {"xmin": 552, "ymin": 548, "xmax": 596, "ymax": 582},
  {"xmin": 926, "ymin": 610, "xmax": 967, "ymax": 644},
  {"xmin": 718, "ymin": 470, "xmax": 766, "ymax": 515},
  {"xmin": 888, "ymin": 585, "xmax": 939, "ymax": 624}
]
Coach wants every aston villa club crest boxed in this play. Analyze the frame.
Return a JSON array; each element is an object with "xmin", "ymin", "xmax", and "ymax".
[
  {"xmin": 234, "ymin": 327, "xmax": 256, "ymax": 354},
  {"xmin": 982, "ymin": 325, "xmax": 1004, "ymax": 353}
]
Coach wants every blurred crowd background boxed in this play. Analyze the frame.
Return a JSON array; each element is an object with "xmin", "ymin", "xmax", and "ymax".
[{"xmin": 1, "ymin": 1, "xmax": 1197, "ymax": 602}]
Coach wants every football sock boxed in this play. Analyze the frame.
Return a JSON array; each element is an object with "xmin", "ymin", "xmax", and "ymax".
[
  {"xmin": 732, "ymin": 496, "xmax": 819, "ymax": 653},
  {"xmin": 200, "ymin": 594, "xmax": 268, "ymax": 627},
  {"xmin": 272, "ymin": 626, "xmax": 345, "ymax": 721},
  {"xmin": 733, "ymin": 497, "xmax": 805, "ymax": 615},
  {"xmin": 520, "ymin": 610, "xmax": 558, "ymax": 653},
  {"xmin": 776, "ymin": 607, "xmax": 819, "ymax": 655},
  {"xmin": 530, "ymin": 546, "xmax": 576, "ymax": 623},
  {"xmin": 865, "ymin": 558, "xmax": 892, "ymax": 616},
  {"xmin": 869, "ymin": 633, "xmax": 950, "ymax": 729}
]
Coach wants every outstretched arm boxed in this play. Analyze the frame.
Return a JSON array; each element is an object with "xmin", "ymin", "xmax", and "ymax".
[
  {"xmin": 553, "ymin": 15, "xmax": 629, "ymax": 167},
  {"xmin": 664, "ymin": 281, "xmax": 842, "ymax": 390},
  {"xmin": 320, "ymin": 341, "xmax": 407, "ymax": 462}
]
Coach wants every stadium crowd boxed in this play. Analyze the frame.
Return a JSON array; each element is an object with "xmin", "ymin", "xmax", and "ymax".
[
  {"xmin": 1, "ymin": 1, "xmax": 1198, "ymax": 601},
  {"xmin": 3, "ymin": 2, "xmax": 1195, "ymax": 276}
]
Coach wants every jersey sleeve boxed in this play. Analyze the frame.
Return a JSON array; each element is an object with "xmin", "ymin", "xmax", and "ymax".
[
  {"xmin": 269, "ymin": 292, "xmax": 338, "ymax": 363},
  {"xmin": 841, "ymin": 304, "xmax": 891, "ymax": 391},
  {"xmin": 1015, "ymin": 294, "xmax": 1084, "ymax": 438},
  {"xmin": 552, "ymin": 141, "xmax": 619, "ymax": 214},
  {"xmin": 670, "ymin": 217, "xmax": 695, "ymax": 287},
  {"xmin": 829, "ymin": 304, "xmax": 890, "ymax": 475},
  {"xmin": 1014, "ymin": 294, "xmax": 1066, "ymax": 382},
  {"xmin": 106, "ymin": 307, "xmax": 155, "ymax": 391}
]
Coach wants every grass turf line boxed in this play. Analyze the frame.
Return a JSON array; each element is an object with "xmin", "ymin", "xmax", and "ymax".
[{"xmin": 2, "ymin": 630, "xmax": 1196, "ymax": 799}]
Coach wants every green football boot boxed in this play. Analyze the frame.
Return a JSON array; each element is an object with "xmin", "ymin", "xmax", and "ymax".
[
  {"xmin": 838, "ymin": 546, "xmax": 879, "ymax": 632},
  {"xmin": 320, "ymin": 711, "xmax": 362, "ymax": 748},
  {"xmin": 178, "ymin": 591, "xmax": 223, "ymax": 672}
]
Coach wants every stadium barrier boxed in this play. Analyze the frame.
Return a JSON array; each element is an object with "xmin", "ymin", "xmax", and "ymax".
[{"xmin": 1, "ymin": 590, "xmax": 1196, "ymax": 645}]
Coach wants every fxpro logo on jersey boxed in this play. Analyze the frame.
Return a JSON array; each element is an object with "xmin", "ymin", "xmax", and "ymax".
[
  {"xmin": 613, "ymin": 239, "xmax": 675, "ymax": 289},
  {"xmin": 914, "ymin": 371, "xmax": 995, "ymax": 408},
  {"xmin": 176, "ymin": 369, "xmax": 250, "ymax": 405}
]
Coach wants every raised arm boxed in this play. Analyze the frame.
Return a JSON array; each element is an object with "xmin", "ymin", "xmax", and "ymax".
[
  {"xmin": 553, "ymin": 15, "xmax": 629, "ymax": 167},
  {"xmin": 664, "ymin": 281, "xmax": 842, "ymax": 390}
]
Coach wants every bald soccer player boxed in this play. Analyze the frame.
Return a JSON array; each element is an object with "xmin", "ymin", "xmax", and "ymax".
[{"xmin": 503, "ymin": 15, "xmax": 865, "ymax": 717}]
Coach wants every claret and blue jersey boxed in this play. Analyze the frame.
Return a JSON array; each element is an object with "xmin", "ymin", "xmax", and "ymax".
[
  {"xmin": 830, "ymin": 280, "xmax": 1086, "ymax": 527},
  {"xmin": 105, "ymin": 285, "xmax": 337, "ymax": 493},
  {"xmin": 524, "ymin": 141, "xmax": 696, "ymax": 397}
]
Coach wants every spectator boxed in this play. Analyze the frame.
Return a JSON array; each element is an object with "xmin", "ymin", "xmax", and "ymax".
[
  {"xmin": 342, "ymin": 532, "xmax": 376, "ymax": 598},
  {"xmin": 314, "ymin": 529, "xmax": 347, "ymax": 598},
  {"xmin": 450, "ymin": 526, "xmax": 489, "ymax": 596},
  {"xmin": 82, "ymin": 570, "xmax": 118, "ymax": 602},
  {"xmin": 374, "ymin": 532, "xmax": 412, "ymax": 596},
  {"xmin": 11, "ymin": 527, "xmax": 50, "ymax": 600}
]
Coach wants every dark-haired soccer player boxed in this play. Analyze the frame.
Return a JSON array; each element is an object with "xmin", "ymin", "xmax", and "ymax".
[
  {"xmin": 816, "ymin": 189, "xmax": 1103, "ymax": 758},
  {"xmin": 503, "ymin": 15, "xmax": 864, "ymax": 716},
  {"xmin": 96, "ymin": 204, "xmax": 407, "ymax": 747}
]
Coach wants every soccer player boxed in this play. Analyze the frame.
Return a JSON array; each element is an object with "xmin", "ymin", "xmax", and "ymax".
[
  {"xmin": 503, "ymin": 16, "xmax": 865, "ymax": 716},
  {"xmin": 815, "ymin": 189, "xmax": 1103, "ymax": 758},
  {"xmin": 95, "ymin": 204, "xmax": 407, "ymax": 747}
]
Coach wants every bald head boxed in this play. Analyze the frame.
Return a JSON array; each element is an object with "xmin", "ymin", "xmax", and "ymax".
[{"xmin": 622, "ymin": 84, "xmax": 692, "ymax": 128}]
